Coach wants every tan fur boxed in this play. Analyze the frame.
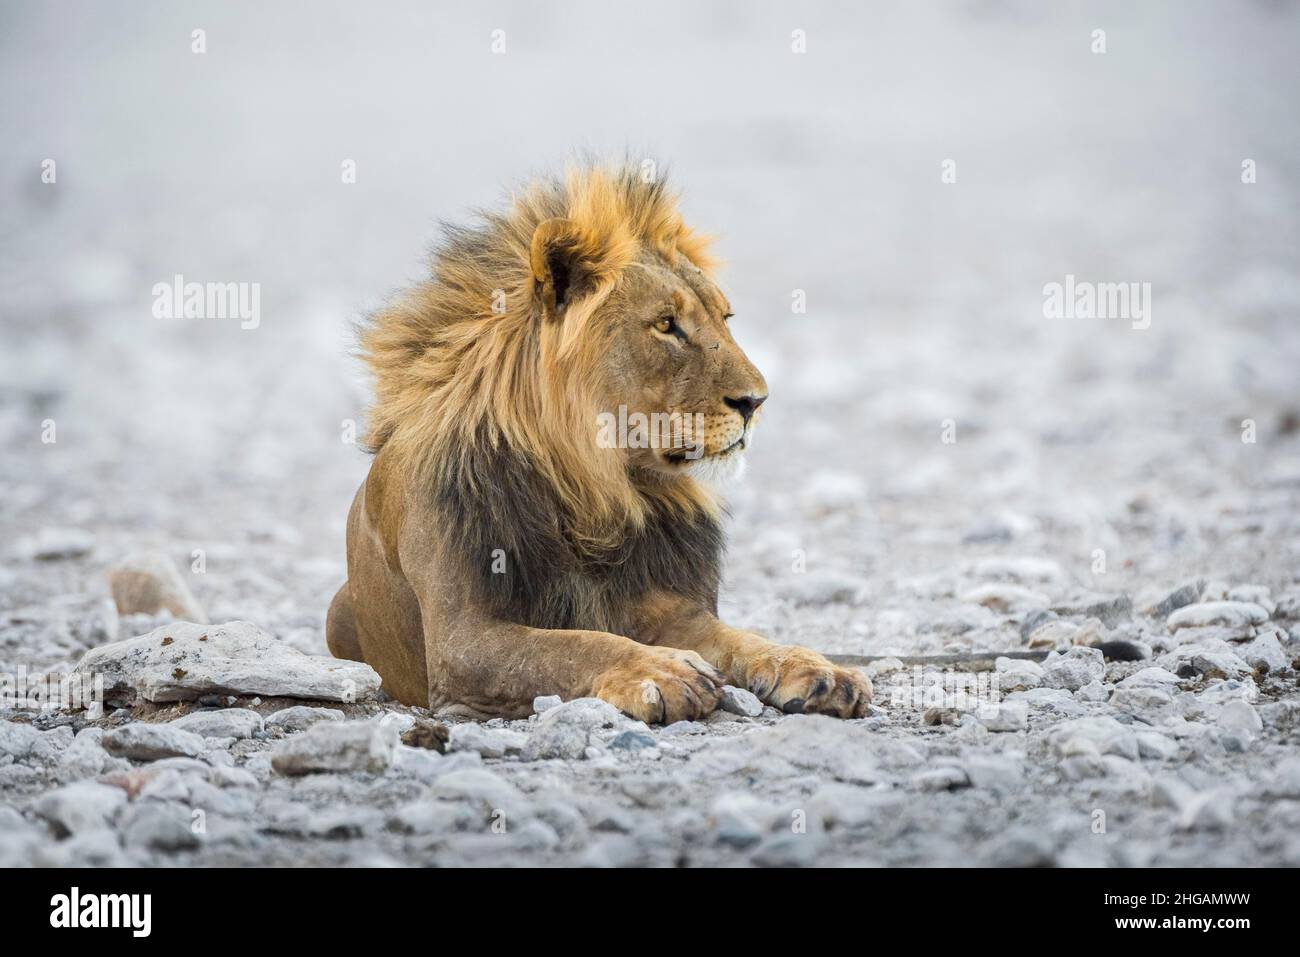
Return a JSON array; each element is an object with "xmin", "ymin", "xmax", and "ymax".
[{"xmin": 331, "ymin": 163, "xmax": 872, "ymax": 722}]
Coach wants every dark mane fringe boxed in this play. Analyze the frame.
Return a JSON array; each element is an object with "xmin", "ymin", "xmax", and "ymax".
[{"xmin": 434, "ymin": 430, "xmax": 723, "ymax": 632}]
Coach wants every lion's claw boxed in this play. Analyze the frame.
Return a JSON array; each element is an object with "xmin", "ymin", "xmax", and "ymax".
[
  {"xmin": 593, "ymin": 647, "xmax": 724, "ymax": 724},
  {"xmin": 744, "ymin": 645, "xmax": 872, "ymax": 718}
]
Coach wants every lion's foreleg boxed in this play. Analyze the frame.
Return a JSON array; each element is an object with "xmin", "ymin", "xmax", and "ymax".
[
  {"xmin": 427, "ymin": 619, "xmax": 724, "ymax": 724},
  {"xmin": 634, "ymin": 593, "xmax": 873, "ymax": 718}
]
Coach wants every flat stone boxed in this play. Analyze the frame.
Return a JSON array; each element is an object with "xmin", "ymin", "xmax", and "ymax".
[
  {"xmin": 1118, "ymin": 667, "xmax": 1182, "ymax": 688},
  {"xmin": 1049, "ymin": 716, "xmax": 1138, "ymax": 760},
  {"xmin": 608, "ymin": 730, "xmax": 656, "ymax": 751},
  {"xmin": 265, "ymin": 705, "xmax": 345, "ymax": 732},
  {"xmin": 719, "ymin": 685, "xmax": 763, "ymax": 717},
  {"xmin": 448, "ymin": 723, "xmax": 528, "ymax": 758},
  {"xmin": 1167, "ymin": 601, "xmax": 1269, "ymax": 633},
  {"xmin": 35, "ymin": 781, "xmax": 126, "ymax": 836},
  {"xmin": 532, "ymin": 695, "xmax": 562, "ymax": 714},
  {"xmin": 271, "ymin": 720, "xmax": 398, "ymax": 776},
  {"xmin": 168, "ymin": 708, "xmax": 262, "ymax": 740},
  {"xmin": 73, "ymin": 620, "xmax": 382, "ymax": 704},
  {"xmin": 913, "ymin": 765, "xmax": 971, "ymax": 791},
  {"xmin": 1109, "ymin": 685, "xmax": 1177, "ymax": 723},
  {"xmin": 119, "ymin": 801, "xmax": 201, "ymax": 851},
  {"xmin": 102, "ymin": 723, "xmax": 207, "ymax": 761}
]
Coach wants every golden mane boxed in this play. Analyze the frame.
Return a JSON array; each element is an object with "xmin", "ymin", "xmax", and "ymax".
[{"xmin": 359, "ymin": 164, "xmax": 720, "ymax": 546}]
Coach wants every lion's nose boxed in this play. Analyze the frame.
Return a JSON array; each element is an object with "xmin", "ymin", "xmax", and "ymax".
[{"xmin": 724, "ymin": 394, "xmax": 767, "ymax": 423}]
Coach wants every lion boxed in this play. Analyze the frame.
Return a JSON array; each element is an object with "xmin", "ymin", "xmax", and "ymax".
[{"xmin": 326, "ymin": 164, "xmax": 873, "ymax": 723}]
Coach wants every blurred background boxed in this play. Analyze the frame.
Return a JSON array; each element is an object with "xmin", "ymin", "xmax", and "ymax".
[{"xmin": 2, "ymin": 0, "xmax": 1298, "ymax": 670}]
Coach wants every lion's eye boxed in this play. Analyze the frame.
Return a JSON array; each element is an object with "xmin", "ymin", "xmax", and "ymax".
[{"xmin": 653, "ymin": 315, "xmax": 680, "ymax": 336}]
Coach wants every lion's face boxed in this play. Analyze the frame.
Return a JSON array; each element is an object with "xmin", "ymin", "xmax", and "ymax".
[{"xmin": 594, "ymin": 253, "xmax": 768, "ymax": 484}]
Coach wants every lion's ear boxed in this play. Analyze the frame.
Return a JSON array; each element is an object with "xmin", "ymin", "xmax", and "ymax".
[{"xmin": 530, "ymin": 217, "xmax": 591, "ymax": 321}]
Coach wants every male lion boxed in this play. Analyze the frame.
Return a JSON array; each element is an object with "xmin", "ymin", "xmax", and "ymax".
[{"xmin": 326, "ymin": 165, "xmax": 872, "ymax": 722}]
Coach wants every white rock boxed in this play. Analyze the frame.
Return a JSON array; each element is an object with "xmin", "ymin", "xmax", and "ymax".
[
  {"xmin": 1074, "ymin": 681, "xmax": 1110, "ymax": 703},
  {"xmin": 1238, "ymin": 632, "xmax": 1289, "ymax": 673},
  {"xmin": 1049, "ymin": 716, "xmax": 1139, "ymax": 760},
  {"xmin": 1264, "ymin": 757, "xmax": 1300, "ymax": 798},
  {"xmin": 1118, "ymin": 667, "xmax": 1181, "ymax": 688},
  {"xmin": 1167, "ymin": 601, "xmax": 1269, "ymax": 633},
  {"xmin": 1135, "ymin": 731, "xmax": 1179, "ymax": 760},
  {"xmin": 1042, "ymin": 646, "xmax": 1105, "ymax": 691},
  {"xmin": 1109, "ymin": 685, "xmax": 1177, "ymax": 723},
  {"xmin": 522, "ymin": 698, "xmax": 628, "ymax": 760},
  {"xmin": 119, "ymin": 801, "xmax": 201, "ymax": 850},
  {"xmin": 428, "ymin": 768, "xmax": 530, "ymax": 824},
  {"xmin": 962, "ymin": 754, "xmax": 1025, "ymax": 792},
  {"xmin": 695, "ymin": 714, "xmax": 898, "ymax": 785},
  {"xmin": 35, "ymin": 781, "xmax": 126, "ymax": 836},
  {"xmin": 1022, "ymin": 617, "xmax": 1077, "ymax": 650},
  {"xmin": 719, "ymin": 685, "xmax": 763, "ymax": 717},
  {"xmin": 271, "ymin": 719, "xmax": 398, "ymax": 775},
  {"xmin": 977, "ymin": 701, "xmax": 1028, "ymax": 732},
  {"xmin": 1179, "ymin": 790, "xmax": 1236, "ymax": 830},
  {"xmin": 57, "ymin": 729, "xmax": 118, "ymax": 780},
  {"xmin": 532, "ymin": 695, "xmax": 562, "ymax": 714},
  {"xmin": 448, "ymin": 723, "xmax": 529, "ymax": 758},
  {"xmin": 1007, "ymin": 687, "xmax": 1084, "ymax": 715},
  {"xmin": 708, "ymin": 792, "xmax": 776, "ymax": 846},
  {"xmin": 0, "ymin": 721, "xmax": 57, "ymax": 766},
  {"xmin": 1216, "ymin": 700, "xmax": 1262, "ymax": 741},
  {"xmin": 265, "ymin": 706, "xmax": 344, "ymax": 732},
  {"xmin": 73, "ymin": 620, "xmax": 382, "ymax": 704},
  {"xmin": 994, "ymin": 657, "xmax": 1043, "ymax": 692},
  {"xmin": 863, "ymin": 657, "xmax": 905, "ymax": 679},
  {"xmin": 913, "ymin": 765, "xmax": 971, "ymax": 791},
  {"xmin": 1141, "ymin": 580, "xmax": 1203, "ymax": 617},
  {"xmin": 169, "ymin": 708, "xmax": 262, "ymax": 740},
  {"xmin": 102, "ymin": 723, "xmax": 207, "ymax": 760}
]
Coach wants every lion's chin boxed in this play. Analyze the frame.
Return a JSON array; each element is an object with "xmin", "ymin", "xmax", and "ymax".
[{"xmin": 679, "ymin": 447, "xmax": 748, "ymax": 486}]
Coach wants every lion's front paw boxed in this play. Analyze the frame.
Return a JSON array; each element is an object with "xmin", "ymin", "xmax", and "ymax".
[
  {"xmin": 743, "ymin": 645, "xmax": 873, "ymax": 718},
  {"xmin": 593, "ymin": 648, "xmax": 725, "ymax": 724}
]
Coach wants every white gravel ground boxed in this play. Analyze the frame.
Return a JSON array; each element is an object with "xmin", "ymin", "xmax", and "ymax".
[{"xmin": 2, "ymin": 2, "xmax": 1299, "ymax": 866}]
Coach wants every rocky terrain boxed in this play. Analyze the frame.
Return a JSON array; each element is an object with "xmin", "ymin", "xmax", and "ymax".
[{"xmin": 3, "ymin": 2, "xmax": 1299, "ymax": 866}]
